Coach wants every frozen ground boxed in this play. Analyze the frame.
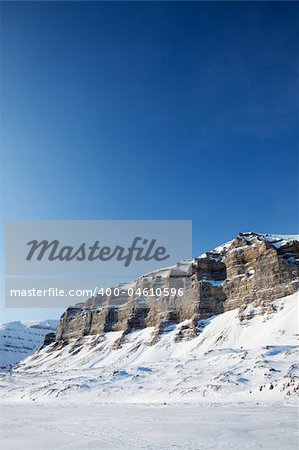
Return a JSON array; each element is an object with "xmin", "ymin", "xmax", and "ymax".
[{"xmin": 0, "ymin": 403, "xmax": 298, "ymax": 449}]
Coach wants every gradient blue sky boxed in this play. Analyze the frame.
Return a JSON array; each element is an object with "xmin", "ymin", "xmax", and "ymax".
[{"xmin": 1, "ymin": 1, "xmax": 298, "ymax": 322}]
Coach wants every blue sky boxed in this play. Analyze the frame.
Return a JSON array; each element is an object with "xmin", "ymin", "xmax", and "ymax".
[{"xmin": 1, "ymin": 1, "xmax": 298, "ymax": 323}]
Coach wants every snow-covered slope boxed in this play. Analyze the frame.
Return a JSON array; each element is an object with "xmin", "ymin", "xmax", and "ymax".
[
  {"xmin": 2, "ymin": 293, "xmax": 297, "ymax": 404},
  {"xmin": 0, "ymin": 320, "xmax": 58, "ymax": 370}
]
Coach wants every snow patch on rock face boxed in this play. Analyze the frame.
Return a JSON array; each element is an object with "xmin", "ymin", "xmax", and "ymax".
[
  {"xmin": 201, "ymin": 278, "xmax": 224, "ymax": 287},
  {"xmin": 198, "ymin": 232, "xmax": 299, "ymax": 259},
  {"xmin": 0, "ymin": 320, "xmax": 58, "ymax": 370},
  {"xmin": 262, "ymin": 234, "xmax": 299, "ymax": 242},
  {"xmin": 1, "ymin": 293, "xmax": 298, "ymax": 404}
]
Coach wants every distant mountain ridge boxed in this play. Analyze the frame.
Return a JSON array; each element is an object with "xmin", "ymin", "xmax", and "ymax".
[{"xmin": 0, "ymin": 320, "xmax": 58, "ymax": 370}]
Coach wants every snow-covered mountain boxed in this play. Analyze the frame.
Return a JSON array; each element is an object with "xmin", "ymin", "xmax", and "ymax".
[
  {"xmin": 0, "ymin": 320, "xmax": 58, "ymax": 370},
  {"xmin": 0, "ymin": 232, "xmax": 298, "ymax": 404},
  {"xmin": 1, "ymin": 292, "xmax": 298, "ymax": 403},
  {"xmin": 56, "ymin": 232, "xmax": 299, "ymax": 342}
]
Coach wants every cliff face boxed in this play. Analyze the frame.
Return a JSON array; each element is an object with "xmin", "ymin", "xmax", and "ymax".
[{"xmin": 56, "ymin": 232, "xmax": 299, "ymax": 343}]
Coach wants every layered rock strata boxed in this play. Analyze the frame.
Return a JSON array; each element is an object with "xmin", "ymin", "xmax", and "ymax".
[{"xmin": 55, "ymin": 233, "xmax": 299, "ymax": 343}]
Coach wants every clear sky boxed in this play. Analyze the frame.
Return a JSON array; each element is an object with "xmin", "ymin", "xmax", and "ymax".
[{"xmin": 1, "ymin": 1, "xmax": 298, "ymax": 323}]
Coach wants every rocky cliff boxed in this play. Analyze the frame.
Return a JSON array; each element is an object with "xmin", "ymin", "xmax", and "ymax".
[{"xmin": 56, "ymin": 232, "xmax": 299, "ymax": 344}]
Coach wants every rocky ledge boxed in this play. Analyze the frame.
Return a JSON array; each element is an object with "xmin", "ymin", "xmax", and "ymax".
[{"xmin": 55, "ymin": 232, "xmax": 299, "ymax": 344}]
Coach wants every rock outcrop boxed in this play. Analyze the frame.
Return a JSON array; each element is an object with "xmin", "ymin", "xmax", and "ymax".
[{"xmin": 55, "ymin": 232, "xmax": 299, "ymax": 343}]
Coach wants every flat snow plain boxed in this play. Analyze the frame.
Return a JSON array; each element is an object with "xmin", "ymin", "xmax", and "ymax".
[{"xmin": 0, "ymin": 403, "xmax": 298, "ymax": 449}]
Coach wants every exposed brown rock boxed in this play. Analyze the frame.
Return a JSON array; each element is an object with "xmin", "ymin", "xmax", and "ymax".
[{"xmin": 55, "ymin": 233, "xmax": 299, "ymax": 344}]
